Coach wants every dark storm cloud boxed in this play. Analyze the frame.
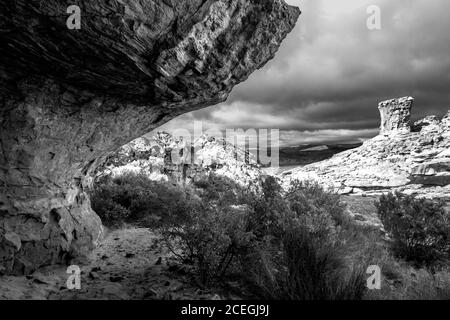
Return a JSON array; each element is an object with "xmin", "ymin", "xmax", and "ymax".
[{"xmin": 160, "ymin": 0, "xmax": 450, "ymax": 144}]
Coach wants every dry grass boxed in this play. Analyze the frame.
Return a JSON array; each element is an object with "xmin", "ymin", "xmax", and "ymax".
[{"xmin": 336, "ymin": 212, "xmax": 450, "ymax": 300}]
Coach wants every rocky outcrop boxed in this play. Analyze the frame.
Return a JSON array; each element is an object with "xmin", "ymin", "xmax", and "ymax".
[
  {"xmin": 0, "ymin": 0, "xmax": 300, "ymax": 274},
  {"xmin": 97, "ymin": 132, "xmax": 262, "ymax": 189},
  {"xmin": 378, "ymin": 97, "xmax": 413, "ymax": 135},
  {"xmin": 283, "ymin": 97, "xmax": 450, "ymax": 199}
]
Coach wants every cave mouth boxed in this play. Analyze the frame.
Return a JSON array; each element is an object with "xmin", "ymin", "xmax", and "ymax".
[
  {"xmin": 0, "ymin": 80, "xmax": 195, "ymax": 276},
  {"xmin": 0, "ymin": 0, "xmax": 300, "ymax": 276}
]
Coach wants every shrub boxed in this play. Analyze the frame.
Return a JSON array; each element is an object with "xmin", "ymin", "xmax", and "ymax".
[
  {"xmin": 376, "ymin": 192, "xmax": 450, "ymax": 266},
  {"xmin": 160, "ymin": 174, "xmax": 257, "ymax": 286},
  {"xmin": 246, "ymin": 176, "xmax": 291, "ymax": 239},
  {"xmin": 90, "ymin": 195, "xmax": 131, "ymax": 227},
  {"xmin": 286, "ymin": 180, "xmax": 348, "ymax": 228},
  {"xmin": 160, "ymin": 203, "xmax": 256, "ymax": 286},
  {"xmin": 252, "ymin": 226, "xmax": 366, "ymax": 300},
  {"xmin": 91, "ymin": 172, "xmax": 194, "ymax": 228},
  {"xmin": 91, "ymin": 177, "xmax": 132, "ymax": 227},
  {"xmin": 192, "ymin": 173, "xmax": 245, "ymax": 206},
  {"xmin": 246, "ymin": 179, "xmax": 366, "ymax": 300}
]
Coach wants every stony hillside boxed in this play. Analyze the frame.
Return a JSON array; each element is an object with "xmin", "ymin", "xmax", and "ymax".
[
  {"xmin": 97, "ymin": 132, "xmax": 262, "ymax": 188},
  {"xmin": 282, "ymin": 97, "xmax": 450, "ymax": 199}
]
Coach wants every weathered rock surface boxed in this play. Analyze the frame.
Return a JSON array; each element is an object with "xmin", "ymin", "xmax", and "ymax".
[
  {"xmin": 97, "ymin": 132, "xmax": 262, "ymax": 188},
  {"xmin": 283, "ymin": 97, "xmax": 450, "ymax": 199},
  {"xmin": 0, "ymin": 0, "xmax": 300, "ymax": 274},
  {"xmin": 379, "ymin": 97, "xmax": 413, "ymax": 135}
]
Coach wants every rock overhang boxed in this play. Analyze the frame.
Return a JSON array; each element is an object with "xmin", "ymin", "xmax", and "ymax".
[
  {"xmin": 0, "ymin": 0, "xmax": 300, "ymax": 105},
  {"xmin": 0, "ymin": 0, "xmax": 301, "ymax": 274}
]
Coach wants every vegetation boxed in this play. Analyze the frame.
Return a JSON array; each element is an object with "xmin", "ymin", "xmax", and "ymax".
[
  {"xmin": 91, "ymin": 172, "xmax": 450, "ymax": 300},
  {"xmin": 158, "ymin": 175, "xmax": 256, "ymax": 286},
  {"xmin": 245, "ymin": 179, "xmax": 366, "ymax": 300},
  {"xmin": 91, "ymin": 173, "xmax": 194, "ymax": 228},
  {"xmin": 376, "ymin": 192, "xmax": 450, "ymax": 267}
]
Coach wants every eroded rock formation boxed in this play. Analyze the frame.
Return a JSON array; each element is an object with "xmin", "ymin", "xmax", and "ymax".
[
  {"xmin": 0, "ymin": 0, "xmax": 300, "ymax": 274},
  {"xmin": 283, "ymin": 97, "xmax": 450, "ymax": 199},
  {"xmin": 379, "ymin": 97, "xmax": 413, "ymax": 135},
  {"xmin": 96, "ymin": 132, "xmax": 262, "ymax": 188}
]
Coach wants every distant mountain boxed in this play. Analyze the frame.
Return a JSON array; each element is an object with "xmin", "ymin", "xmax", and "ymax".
[
  {"xmin": 301, "ymin": 145, "xmax": 329, "ymax": 152},
  {"xmin": 276, "ymin": 143, "xmax": 362, "ymax": 168}
]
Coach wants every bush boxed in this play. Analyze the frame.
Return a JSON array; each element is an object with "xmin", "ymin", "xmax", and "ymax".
[
  {"xmin": 246, "ymin": 179, "xmax": 366, "ymax": 300},
  {"xmin": 249, "ymin": 226, "xmax": 366, "ymax": 300},
  {"xmin": 160, "ymin": 174, "xmax": 257, "ymax": 286},
  {"xmin": 246, "ymin": 176, "xmax": 291, "ymax": 239},
  {"xmin": 91, "ymin": 172, "xmax": 194, "ymax": 228},
  {"xmin": 286, "ymin": 180, "xmax": 348, "ymax": 227},
  {"xmin": 160, "ymin": 203, "xmax": 256, "ymax": 286},
  {"xmin": 376, "ymin": 192, "xmax": 450, "ymax": 266},
  {"xmin": 92, "ymin": 170, "xmax": 450, "ymax": 299},
  {"xmin": 192, "ymin": 173, "xmax": 247, "ymax": 206},
  {"xmin": 91, "ymin": 177, "xmax": 132, "ymax": 227}
]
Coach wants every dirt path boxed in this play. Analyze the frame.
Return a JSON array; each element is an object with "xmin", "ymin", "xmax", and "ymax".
[{"xmin": 1, "ymin": 228, "xmax": 218, "ymax": 300}]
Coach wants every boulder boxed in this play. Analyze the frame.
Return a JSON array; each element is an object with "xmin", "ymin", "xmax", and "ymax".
[{"xmin": 412, "ymin": 115, "xmax": 441, "ymax": 133}]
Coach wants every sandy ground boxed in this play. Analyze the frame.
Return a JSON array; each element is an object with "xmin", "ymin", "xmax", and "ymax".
[{"xmin": 0, "ymin": 228, "xmax": 220, "ymax": 300}]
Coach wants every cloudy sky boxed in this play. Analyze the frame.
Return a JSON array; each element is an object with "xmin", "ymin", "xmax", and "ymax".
[{"xmin": 158, "ymin": 0, "xmax": 450, "ymax": 146}]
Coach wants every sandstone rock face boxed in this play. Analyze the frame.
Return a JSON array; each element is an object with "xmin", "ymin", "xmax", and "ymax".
[
  {"xmin": 0, "ymin": 0, "xmax": 300, "ymax": 274},
  {"xmin": 97, "ymin": 132, "xmax": 263, "ymax": 189},
  {"xmin": 442, "ymin": 111, "xmax": 450, "ymax": 129},
  {"xmin": 283, "ymin": 98, "xmax": 450, "ymax": 200},
  {"xmin": 378, "ymin": 97, "xmax": 413, "ymax": 135}
]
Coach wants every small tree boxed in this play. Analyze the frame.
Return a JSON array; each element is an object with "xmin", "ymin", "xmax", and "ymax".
[{"xmin": 159, "ymin": 174, "xmax": 257, "ymax": 286}]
